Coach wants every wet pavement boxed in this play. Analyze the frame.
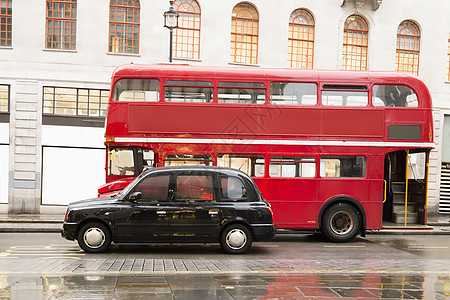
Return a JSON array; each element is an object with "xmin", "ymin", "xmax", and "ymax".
[{"xmin": 0, "ymin": 273, "xmax": 449, "ymax": 299}]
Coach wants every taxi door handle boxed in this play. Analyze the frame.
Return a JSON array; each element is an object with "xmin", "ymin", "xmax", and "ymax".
[
  {"xmin": 157, "ymin": 211, "xmax": 167, "ymax": 215},
  {"xmin": 209, "ymin": 211, "xmax": 218, "ymax": 216}
]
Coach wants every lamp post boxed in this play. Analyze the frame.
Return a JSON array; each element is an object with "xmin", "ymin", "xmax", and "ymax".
[{"xmin": 163, "ymin": 0, "xmax": 180, "ymax": 63}]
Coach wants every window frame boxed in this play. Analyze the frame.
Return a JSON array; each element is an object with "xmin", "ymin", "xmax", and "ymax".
[
  {"xmin": 320, "ymin": 156, "xmax": 367, "ymax": 178},
  {"xmin": 173, "ymin": 0, "xmax": 201, "ymax": 60},
  {"xmin": 0, "ymin": 0, "xmax": 12, "ymax": 47},
  {"xmin": 321, "ymin": 84, "xmax": 369, "ymax": 107},
  {"xmin": 45, "ymin": 0, "xmax": 77, "ymax": 50},
  {"xmin": 230, "ymin": 2, "xmax": 259, "ymax": 65},
  {"xmin": 269, "ymin": 156, "xmax": 316, "ymax": 178},
  {"xmin": 288, "ymin": 8, "xmax": 315, "ymax": 69},
  {"xmin": 396, "ymin": 20, "xmax": 421, "ymax": 75},
  {"xmin": 43, "ymin": 86, "xmax": 110, "ymax": 117},
  {"xmin": 342, "ymin": 15, "xmax": 368, "ymax": 71},
  {"xmin": 108, "ymin": 0, "xmax": 140, "ymax": 54},
  {"xmin": 0, "ymin": 84, "xmax": 10, "ymax": 114}
]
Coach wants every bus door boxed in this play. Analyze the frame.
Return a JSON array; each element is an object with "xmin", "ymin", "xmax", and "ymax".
[{"xmin": 383, "ymin": 150, "xmax": 429, "ymax": 226}]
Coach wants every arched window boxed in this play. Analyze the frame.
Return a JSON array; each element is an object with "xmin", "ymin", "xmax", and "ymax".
[
  {"xmin": 173, "ymin": 0, "xmax": 201, "ymax": 60},
  {"xmin": 342, "ymin": 15, "xmax": 368, "ymax": 71},
  {"xmin": 288, "ymin": 9, "xmax": 314, "ymax": 69},
  {"xmin": 230, "ymin": 2, "xmax": 259, "ymax": 65},
  {"xmin": 396, "ymin": 20, "xmax": 420, "ymax": 75},
  {"xmin": 45, "ymin": 0, "xmax": 77, "ymax": 50},
  {"xmin": 109, "ymin": 0, "xmax": 140, "ymax": 54},
  {"xmin": 0, "ymin": 0, "xmax": 12, "ymax": 47}
]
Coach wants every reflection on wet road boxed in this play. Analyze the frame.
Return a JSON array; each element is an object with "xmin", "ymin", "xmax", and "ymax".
[{"xmin": 0, "ymin": 273, "xmax": 449, "ymax": 299}]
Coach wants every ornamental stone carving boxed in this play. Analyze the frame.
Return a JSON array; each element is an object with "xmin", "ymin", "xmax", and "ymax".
[{"xmin": 340, "ymin": 0, "xmax": 382, "ymax": 11}]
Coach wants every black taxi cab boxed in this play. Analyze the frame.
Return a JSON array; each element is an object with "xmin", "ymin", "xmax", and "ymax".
[{"xmin": 61, "ymin": 166, "xmax": 275, "ymax": 254}]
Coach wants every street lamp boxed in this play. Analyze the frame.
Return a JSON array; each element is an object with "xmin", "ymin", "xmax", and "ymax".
[{"xmin": 163, "ymin": 0, "xmax": 180, "ymax": 63}]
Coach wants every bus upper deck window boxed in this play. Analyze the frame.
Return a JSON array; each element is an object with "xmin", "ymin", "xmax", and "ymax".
[
  {"xmin": 164, "ymin": 80, "xmax": 213, "ymax": 103},
  {"xmin": 113, "ymin": 79, "xmax": 160, "ymax": 102},
  {"xmin": 218, "ymin": 82, "xmax": 265, "ymax": 104},
  {"xmin": 321, "ymin": 85, "xmax": 368, "ymax": 107},
  {"xmin": 372, "ymin": 85, "xmax": 418, "ymax": 107},
  {"xmin": 270, "ymin": 83, "xmax": 317, "ymax": 105}
]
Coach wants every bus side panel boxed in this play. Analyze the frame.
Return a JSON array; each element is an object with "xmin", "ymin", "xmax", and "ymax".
[
  {"xmin": 261, "ymin": 178, "xmax": 318, "ymax": 229},
  {"xmin": 317, "ymin": 179, "xmax": 368, "ymax": 220}
]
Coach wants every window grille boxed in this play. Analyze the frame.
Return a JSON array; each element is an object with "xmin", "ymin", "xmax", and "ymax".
[
  {"xmin": 230, "ymin": 2, "xmax": 259, "ymax": 65},
  {"xmin": 288, "ymin": 9, "xmax": 314, "ymax": 69},
  {"xmin": 173, "ymin": 0, "xmax": 201, "ymax": 60},
  {"xmin": 109, "ymin": 0, "xmax": 140, "ymax": 54},
  {"xmin": 342, "ymin": 15, "xmax": 368, "ymax": 71},
  {"xmin": 396, "ymin": 20, "xmax": 420, "ymax": 75},
  {"xmin": 45, "ymin": 0, "xmax": 77, "ymax": 50}
]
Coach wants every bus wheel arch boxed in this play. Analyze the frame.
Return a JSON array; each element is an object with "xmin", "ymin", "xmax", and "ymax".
[{"xmin": 318, "ymin": 197, "xmax": 366, "ymax": 242}]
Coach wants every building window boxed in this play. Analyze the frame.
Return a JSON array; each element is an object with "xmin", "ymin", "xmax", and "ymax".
[
  {"xmin": 230, "ymin": 2, "xmax": 259, "ymax": 65},
  {"xmin": 109, "ymin": 0, "xmax": 140, "ymax": 54},
  {"xmin": 396, "ymin": 20, "xmax": 420, "ymax": 75},
  {"xmin": 342, "ymin": 15, "xmax": 368, "ymax": 71},
  {"xmin": 173, "ymin": 0, "xmax": 201, "ymax": 60},
  {"xmin": 0, "ymin": 85, "xmax": 9, "ymax": 112},
  {"xmin": 288, "ymin": 9, "xmax": 314, "ymax": 69},
  {"xmin": 45, "ymin": 0, "xmax": 77, "ymax": 50},
  {"xmin": 43, "ymin": 87, "xmax": 109, "ymax": 117},
  {"xmin": 447, "ymin": 33, "xmax": 450, "ymax": 82},
  {"xmin": 0, "ymin": 0, "xmax": 12, "ymax": 47}
]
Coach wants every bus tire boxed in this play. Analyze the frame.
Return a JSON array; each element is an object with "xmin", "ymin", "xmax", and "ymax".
[
  {"xmin": 322, "ymin": 203, "xmax": 360, "ymax": 242},
  {"xmin": 77, "ymin": 222, "xmax": 111, "ymax": 253},
  {"xmin": 220, "ymin": 224, "xmax": 252, "ymax": 254}
]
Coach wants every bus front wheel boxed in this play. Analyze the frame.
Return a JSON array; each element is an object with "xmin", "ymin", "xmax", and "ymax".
[{"xmin": 322, "ymin": 203, "xmax": 360, "ymax": 242}]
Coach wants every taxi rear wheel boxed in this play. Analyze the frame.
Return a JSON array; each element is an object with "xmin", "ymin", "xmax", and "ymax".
[
  {"xmin": 77, "ymin": 222, "xmax": 111, "ymax": 253},
  {"xmin": 220, "ymin": 224, "xmax": 252, "ymax": 254}
]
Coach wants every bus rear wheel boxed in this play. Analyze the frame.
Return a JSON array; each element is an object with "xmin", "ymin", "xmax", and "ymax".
[{"xmin": 322, "ymin": 203, "xmax": 360, "ymax": 242}]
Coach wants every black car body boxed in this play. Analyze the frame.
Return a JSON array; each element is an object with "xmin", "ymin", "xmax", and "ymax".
[{"xmin": 61, "ymin": 166, "xmax": 275, "ymax": 254}]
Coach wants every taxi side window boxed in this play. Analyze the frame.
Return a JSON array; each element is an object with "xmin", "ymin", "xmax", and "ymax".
[
  {"xmin": 220, "ymin": 176, "xmax": 248, "ymax": 201},
  {"xmin": 175, "ymin": 175, "xmax": 214, "ymax": 200},
  {"xmin": 133, "ymin": 175, "xmax": 170, "ymax": 201}
]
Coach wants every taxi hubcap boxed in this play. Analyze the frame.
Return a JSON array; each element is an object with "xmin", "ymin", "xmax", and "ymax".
[
  {"xmin": 84, "ymin": 227, "xmax": 105, "ymax": 248},
  {"xmin": 226, "ymin": 229, "xmax": 247, "ymax": 249}
]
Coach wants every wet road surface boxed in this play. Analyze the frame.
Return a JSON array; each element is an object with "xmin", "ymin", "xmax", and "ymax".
[{"xmin": 0, "ymin": 233, "xmax": 449, "ymax": 299}]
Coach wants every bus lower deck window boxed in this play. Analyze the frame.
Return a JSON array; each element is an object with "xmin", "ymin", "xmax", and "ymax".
[
  {"xmin": 164, "ymin": 154, "xmax": 212, "ymax": 166},
  {"xmin": 269, "ymin": 156, "xmax": 316, "ymax": 178},
  {"xmin": 320, "ymin": 156, "xmax": 366, "ymax": 178},
  {"xmin": 217, "ymin": 154, "xmax": 265, "ymax": 177}
]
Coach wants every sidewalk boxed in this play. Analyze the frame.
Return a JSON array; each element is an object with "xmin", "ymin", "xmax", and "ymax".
[{"xmin": 1, "ymin": 213, "xmax": 449, "ymax": 234}]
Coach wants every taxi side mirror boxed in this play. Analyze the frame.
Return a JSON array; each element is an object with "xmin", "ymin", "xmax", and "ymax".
[{"xmin": 129, "ymin": 192, "xmax": 142, "ymax": 202}]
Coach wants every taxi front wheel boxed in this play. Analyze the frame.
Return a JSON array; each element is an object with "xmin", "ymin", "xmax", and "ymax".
[{"xmin": 77, "ymin": 222, "xmax": 111, "ymax": 253}]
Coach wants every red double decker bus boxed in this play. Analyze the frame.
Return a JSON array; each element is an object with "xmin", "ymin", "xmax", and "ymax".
[{"xmin": 99, "ymin": 63, "xmax": 434, "ymax": 242}]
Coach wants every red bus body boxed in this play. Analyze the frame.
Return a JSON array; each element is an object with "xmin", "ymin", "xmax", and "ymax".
[{"xmin": 100, "ymin": 64, "xmax": 434, "ymax": 239}]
